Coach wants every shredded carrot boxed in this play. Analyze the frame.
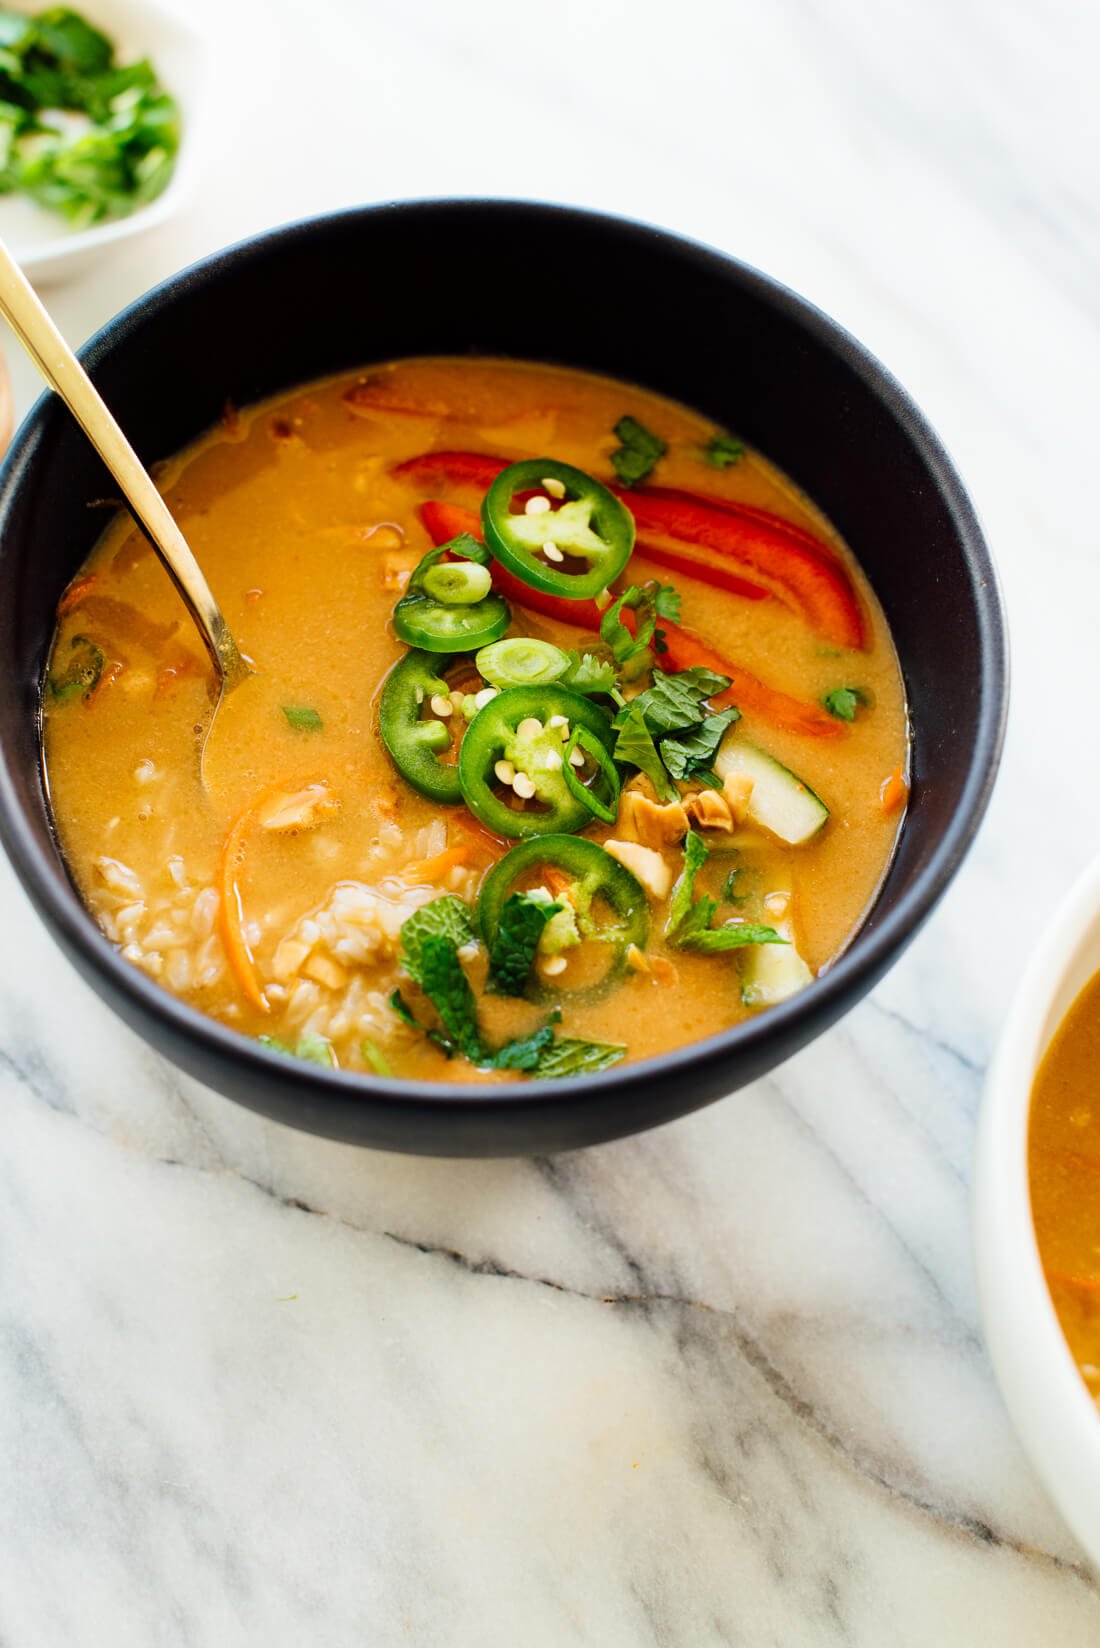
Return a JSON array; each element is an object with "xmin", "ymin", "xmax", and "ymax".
[
  {"xmin": 451, "ymin": 812, "xmax": 508, "ymax": 858},
  {"xmin": 216, "ymin": 794, "xmax": 275, "ymax": 1014},
  {"xmin": 401, "ymin": 844, "xmax": 470, "ymax": 884},
  {"xmin": 880, "ymin": 764, "xmax": 909, "ymax": 815},
  {"xmin": 57, "ymin": 573, "xmax": 100, "ymax": 615},
  {"xmin": 543, "ymin": 865, "xmax": 574, "ymax": 898}
]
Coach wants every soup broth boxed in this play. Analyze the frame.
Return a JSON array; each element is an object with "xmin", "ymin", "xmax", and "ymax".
[
  {"xmin": 1030, "ymin": 969, "xmax": 1100, "ymax": 1392},
  {"xmin": 42, "ymin": 357, "xmax": 908, "ymax": 1082}
]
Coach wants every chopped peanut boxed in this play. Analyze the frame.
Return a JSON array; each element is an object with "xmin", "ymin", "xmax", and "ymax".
[
  {"xmin": 684, "ymin": 790, "xmax": 734, "ymax": 832},
  {"xmin": 722, "ymin": 771, "xmax": 756, "ymax": 823},
  {"xmin": 381, "ymin": 552, "xmax": 418, "ymax": 592},
  {"xmin": 603, "ymin": 840, "xmax": 673, "ymax": 900},
  {"xmin": 302, "ymin": 952, "xmax": 348, "ymax": 990},
  {"xmin": 620, "ymin": 791, "xmax": 689, "ymax": 849},
  {"xmin": 272, "ymin": 936, "xmax": 312, "ymax": 981}
]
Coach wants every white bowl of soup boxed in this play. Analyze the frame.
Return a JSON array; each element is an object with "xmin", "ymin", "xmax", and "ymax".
[
  {"xmin": 0, "ymin": 201, "xmax": 1008, "ymax": 1155},
  {"xmin": 975, "ymin": 855, "xmax": 1100, "ymax": 1565}
]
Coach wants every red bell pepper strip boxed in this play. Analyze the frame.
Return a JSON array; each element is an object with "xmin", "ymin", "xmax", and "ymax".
[
  {"xmin": 656, "ymin": 624, "xmax": 845, "ymax": 741},
  {"xmin": 394, "ymin": 451, "xmax": 507, "ymax": 491},
  {"xmin": 397, "ymin": 450, "xmax": 865, "ymax": 649},
  {"xmin": 631, "ymin": 541, "xmax": 770, "ymax": 602},
  {"xmin": 418, "ymin": 501, "xmax": 606, "ymax": 629},
  {"xmin": 420, "ymin": 500, "xmax": 841, "ymax": 740},
  {"xmin": 620, "ymin": 487, "xmax": 866, "ymax": 650}
]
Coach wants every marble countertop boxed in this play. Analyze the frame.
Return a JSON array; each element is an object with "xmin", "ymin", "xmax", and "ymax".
[{"xmin": 2, "ymin": 0, "xmax": 1098, "ymax": 1641}]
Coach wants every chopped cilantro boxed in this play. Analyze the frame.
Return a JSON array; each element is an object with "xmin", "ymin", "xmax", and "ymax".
[
  {"xmin": 610, "ymin": 415, "xmax": 667, "ymax": 487},
  {"xmin": 282, "ymin": 704, "xmax": 323, "ymax": 732},
  {"xmin": 702, "ymin": 434, "xmax": 744, "ymax": 469},
  {"xmin": 822, "ymin": 687, "xmax": 867, "ymax": 722},
  {"xmin": 487, "ymin": 891, "xmax": 563, "ymax": 997},
  {"xmin": 600, "ymin": 580, "xmax": 678, "ymax": 665},
  {"xmin": 0, "ymin": 8, "xmax": 180, "ymax": 226},
  {"xmin": 559, "ymin": 649, "xmax": 619, "ymax": 696}
]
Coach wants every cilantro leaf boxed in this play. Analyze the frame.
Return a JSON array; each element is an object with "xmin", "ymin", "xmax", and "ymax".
[
  {"xmin": 610, "ymin": 415, "xmax": 667, "ymax": 488},
  {"xmin": 652, "ymin": 583, "xmax": 682, "ymax": 623},
  {"xmin": 660, "ymin": 708, "xmax": 739, "ymax": 783},
  {"xmin": 600, "ymin": 580, "xmax": 679, "ymax": 665},
  {"xmin": 703, "ymin": 434, "xmax": 745, "ymax": 469},
  {"xmin": 487, "ymin": 891, "xmax": 563, "ymax": 997},
  {"xmin": 666, "ymin": 832, "xmax": 783, "ymax": 954},
  {"xmin": 613, "ymin": 704, "xmax": 678, "ymax": 804},
  {"xmin": 528, "ymin": 1037, "xmax": 627, "ymax": 1078},
  {"xmin": 822, "ymin": 687, "xmax": 866, "ymax": 723},
  {"xmin": 400, "ymin": 896, "xmax": 476, "ymax": 986},
  {"xmin": 559, "ymin": 649, "xmax": 619, "ymax": 696}
]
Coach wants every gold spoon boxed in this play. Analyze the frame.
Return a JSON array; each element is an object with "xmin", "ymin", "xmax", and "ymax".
[{"xmin": 0, "ymin": 236, "xmax": 253, "ymax": 793}]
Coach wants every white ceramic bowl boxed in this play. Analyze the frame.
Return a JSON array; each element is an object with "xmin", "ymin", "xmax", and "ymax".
[
  {"xmin": 0, "ymin": 0, "xmax": 206, "ymax": 284},
  {"xmin": 974, "ymin": 853, "xmax": 1100, "ymax": 1565}
]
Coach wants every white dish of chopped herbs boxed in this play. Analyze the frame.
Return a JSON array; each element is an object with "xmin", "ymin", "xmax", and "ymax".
[{"xmin": 0, "ymin": 0, "xmax": 204, "ymax": 281}]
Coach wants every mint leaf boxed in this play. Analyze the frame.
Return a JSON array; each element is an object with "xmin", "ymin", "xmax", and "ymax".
[
  {"xmin": 687, "ymin": 923, "xmax": 785, "ymax": 953},
  {"xmin": 400, "ymin": 896, "xmax": 476, "ymax": 986},
  {"xmin": 660, "ymin": 708, "xmax": 739, "ymax": 783},
  {"xmin": 613, "ymin": 704, "xmax": 678, "ymax": 804},
  {"xmin": 610, "ymin": 415, "xmax": 667, "ymax": 487},
  {"xmin": 487, "ymin": 892, "xmax": 563, "ymax": 997},
  {"xmin": 417, "ymin": 934, "xmax": 482, "ymax": 1060},
  {"xmin": 282, "ymin": 704, "xmax": 323, "ymax": 732},
  {"xmin": 667, "ymin": 830, "xmax": 709, "ymax": 939},
  {"xmin": 492, "ymin": 1023, "xmax": 558, "ymax": 1071},
  {"xmin": 702, "ymin": 434, "xmax": 744, "ymax": 469},
  {"xmin": 666, "ymin": 831, "xmax": 783, "ymax": 954},
  {"xmin": 822, "ymin": 687, "xmax": 866, "ymax": 722},
  {"xmin": 529, "ymin": 1037, "xmax": 627, "ymax": 1078},
  {"xmin": 624, "ymin": 667, "xmax": 731, "ymax": 737}
]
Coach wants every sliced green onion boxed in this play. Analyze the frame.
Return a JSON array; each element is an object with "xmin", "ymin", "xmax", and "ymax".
[
  {"xmin": 476, "ymin": 636, "xmax": 570, "ymax": 689},
  {"xmin": 362, "ymin": 1038, "xmax": 393, "ymax": 1075},
  {"xmin": 282, "ymin": 704, "xmax": 323, "ymax": 732},
  {"xmin": 562, "ymin": 724, "xmax": 620, "ymax": 825},
  {"xmin": 421, "ymin": 561, "xmax": 493, "ymax": 604}
]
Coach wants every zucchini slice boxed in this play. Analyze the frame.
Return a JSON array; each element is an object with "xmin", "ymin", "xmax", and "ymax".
[
  {"xmin": 715, "ymin": 739, "xmax": 829, "ymax": 846},
  {"xmin": 740, "ymin": 922, "xmax": 814, "ymax": 1008}
]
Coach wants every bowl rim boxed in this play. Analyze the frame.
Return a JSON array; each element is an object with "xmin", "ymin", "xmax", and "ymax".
[
  {"xmin": 0, "ymin": 197, "xmax": 1010, "ymax": 1123},
  {"xmin": 974, "ymin": 853, "xmax": 1100, "ymax": 1563}
]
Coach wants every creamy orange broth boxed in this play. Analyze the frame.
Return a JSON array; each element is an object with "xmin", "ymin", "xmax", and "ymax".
[
  {"xmin": 42, "ymin": 357, "xmax": 908, "ymax": 1080},
  {"xmin": 1030, "ymin": 970, "xmax": 1100, "ymax": 1393}
]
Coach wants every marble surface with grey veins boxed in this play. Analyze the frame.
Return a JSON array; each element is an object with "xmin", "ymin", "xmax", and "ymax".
[{"xmin": 1, "ymin": 0, "xmax": 1098, "ymax": 1642}]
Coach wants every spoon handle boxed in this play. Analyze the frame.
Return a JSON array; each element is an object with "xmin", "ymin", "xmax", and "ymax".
[{"xmin": 0, "ymin": 236, "xmax": 249, "ymax": 687}]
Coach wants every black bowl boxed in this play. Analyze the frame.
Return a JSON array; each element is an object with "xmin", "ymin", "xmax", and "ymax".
[{"xmin": 0, "ymin": 201, "xmax": 1008, "ymax": 1156}]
